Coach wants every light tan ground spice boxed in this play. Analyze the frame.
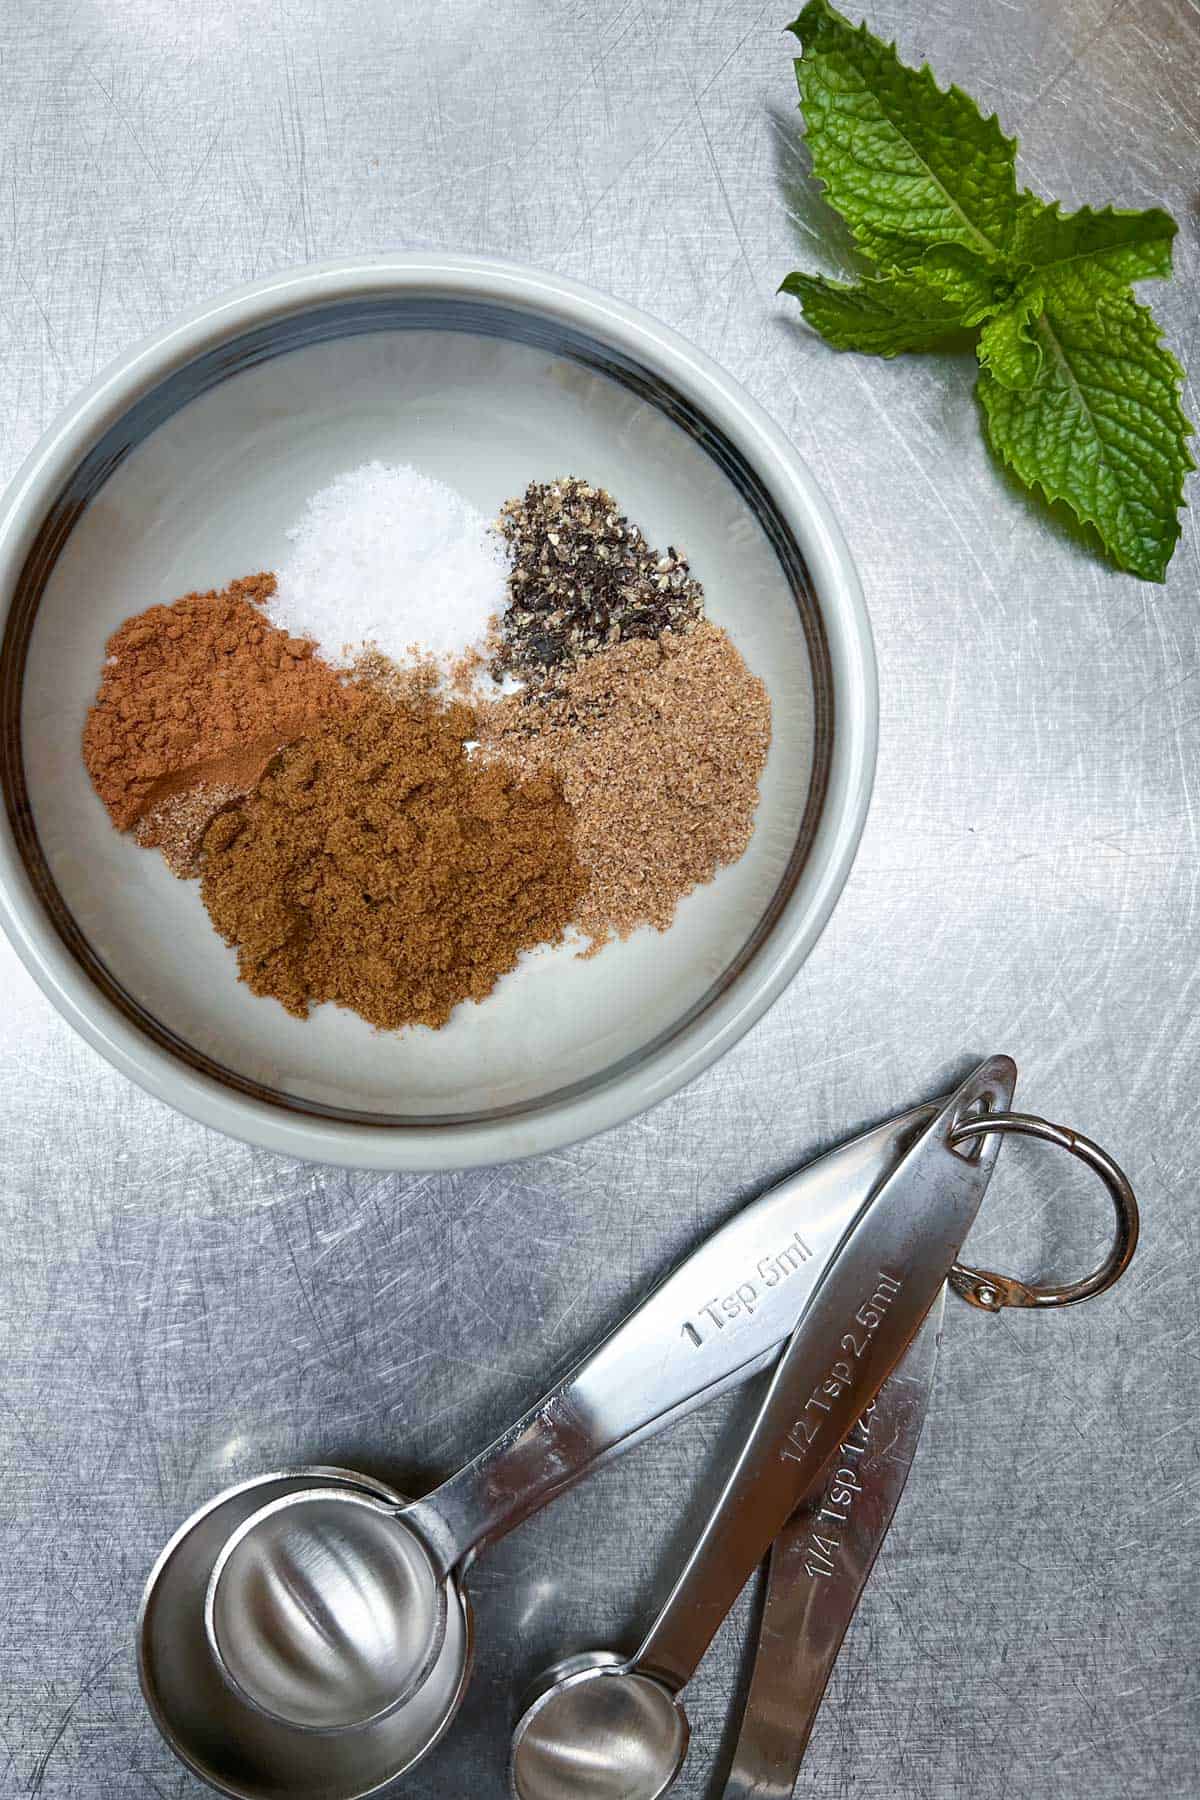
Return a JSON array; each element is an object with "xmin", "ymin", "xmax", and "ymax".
[
  {"xmin": 479, "ymin": 621, "xmax": 771, "ymax": 944},
  {"xmin": 199, "ymin": 686, "xmax": 584, "ymax": 1031},
  {"xmin": 83, "ymin": 574, "xmax": 355, "ymax": 869},
  {"xmin": 349, "ymin": 647, "xmax": 440, "ymax": 704},
  {"xmin": 137, "ymin": 779, "xmax": 249, "ymax": 878}
]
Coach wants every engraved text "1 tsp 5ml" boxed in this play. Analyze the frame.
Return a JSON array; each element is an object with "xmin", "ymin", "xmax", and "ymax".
[{"xmin": 680, "ymin": 1229, "xmax": 814, "ymax": 1348}]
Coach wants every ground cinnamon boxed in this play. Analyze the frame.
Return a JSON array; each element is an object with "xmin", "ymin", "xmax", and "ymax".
[
  {"xmin": 83, "ymin": 574, "xmax": 355, "ymax": 857},
  {"xmin": 199, "ymin": 685, "xmax": 584, "ymax": 1031}
]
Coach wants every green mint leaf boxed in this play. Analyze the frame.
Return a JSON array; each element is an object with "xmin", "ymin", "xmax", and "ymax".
[
  {"xmin": 780, "ymin": 244, "xmax": 1003, "ymax": 357},
  {"xmin": 978, "ymin": 288, "xmax": 1194, "ymax": 581},
  {"xmin": 1013, "ymin": 197, "xmax": 1177, "ymax": 290},
  {"xmin": 977, "ymin": 288, "xmax": 1044, "ymax": 388},
  {"xmin": 780, "ymin": 268, "xmax": 980, "ymax": 355},
  {"xmin": 789, "ymin": 0, "xmax": 1019, "ymax": 267},
  {"xmin": 918, "ymin": 245, "xmax": 1007, "ymax": 325}
]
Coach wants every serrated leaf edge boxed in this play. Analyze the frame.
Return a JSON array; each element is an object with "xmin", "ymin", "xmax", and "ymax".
[
  {"xmin": 788, "ymin": 0, "xmax": 1019, "ymax": 263},
  {"xmin": 1013, "ymin": 194, "xmax": 1178, "ymax": 284},
  {"xmin": 978, "ymin": 294, "xmax": 1195, "ymax": 581}
]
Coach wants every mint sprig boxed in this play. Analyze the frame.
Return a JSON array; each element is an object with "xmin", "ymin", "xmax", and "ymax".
[{"xmin": 784, "ymin": 0, "xmax": 1192, "ymax": 581}]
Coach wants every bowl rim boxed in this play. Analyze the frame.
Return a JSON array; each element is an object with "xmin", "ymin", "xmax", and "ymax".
[{"xmin": 0, "ymin": 252, "xmax": 877, "ymax": 1171}]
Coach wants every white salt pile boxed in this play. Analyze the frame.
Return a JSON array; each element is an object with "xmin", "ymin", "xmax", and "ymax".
[{"xmin": 266, "ymin": 462, "xmax": 509, "ymax": 683}]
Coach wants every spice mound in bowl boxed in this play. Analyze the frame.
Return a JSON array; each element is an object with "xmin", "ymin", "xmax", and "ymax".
[
  {"xmin": 480, "ymin": 623, "xmax": 769, "ymax": 944},
  {"xmin": 83, "ymin": 573, "xmax": 356, "ymax": 875},
  {"xmin": 81, "ymin": 466, "xmax": 772, "ymax": 1034},
  {"xmin": 201, "ymin": 683, "xmax": 583, "ymax": 1031}
]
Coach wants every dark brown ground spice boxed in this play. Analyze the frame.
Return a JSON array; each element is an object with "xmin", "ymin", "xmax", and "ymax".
[
  {"xmin": 199, "ymin": 685, "xmax": 585, "ymax": 1031},
  {"xmin": 492, "ymin": 477, "xmax": 704, "ymax": 688},
  {"xmin": 480, "ymin": 621, "xmax": 771, "ymax": 945}
]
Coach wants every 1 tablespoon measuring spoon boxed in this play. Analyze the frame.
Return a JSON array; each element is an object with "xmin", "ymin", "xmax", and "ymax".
[
  {"xmin": 508, "ymin": 1056, "xmax": 1010, "ymax": 1800},
  {"xmin": 198, "ymin": 1085, "xmax": 976, "ymax": 1737}
]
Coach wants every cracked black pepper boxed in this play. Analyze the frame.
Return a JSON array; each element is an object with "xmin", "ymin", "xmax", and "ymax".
[{"xmin": 491, "ymin": 476, "xmax": 705, "ymax": 688}]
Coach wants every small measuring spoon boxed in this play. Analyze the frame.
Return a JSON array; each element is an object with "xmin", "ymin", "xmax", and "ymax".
[
  {"xmin": 720, "ymin": 1293, "xmax": 945, "ymax": 1799},
  {"xmin": 508, "ymin": 1057, "xmax": 1010, "ymax": 1800}
]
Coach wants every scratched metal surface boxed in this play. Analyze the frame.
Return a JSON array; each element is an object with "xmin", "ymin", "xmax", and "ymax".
[{"xmin": 0, "ymin": 1, "xmax": 1197, "ymax": 1795}]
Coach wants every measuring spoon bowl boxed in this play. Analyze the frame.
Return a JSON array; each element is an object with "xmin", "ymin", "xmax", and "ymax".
[
  {"xmin": 139, "ymin": 1469, "xmax": 473, "ymax": 1800},
  {"xmin": 512, "ymin": 1656, "xmax": 687, "ymax": 1800},
  {"xmin": 206, "ymin": 1488, "xmax": 448, "ymax": 1733}
]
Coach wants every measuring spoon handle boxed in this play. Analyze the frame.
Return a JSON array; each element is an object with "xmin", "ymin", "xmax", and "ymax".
[
  {"xmin": 721, "ymin": 1292, "xmax": 944, "ymax": 1798},
  {"xmin": 629, "ymin": 1056, "xmax": 1014, "ymax": 1694},
  {"xmin": 404, "ymin": 1101, "xmax": 945, "ymax": 1577}
]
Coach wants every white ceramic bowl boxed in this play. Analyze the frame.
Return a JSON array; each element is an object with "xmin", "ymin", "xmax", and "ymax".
[{"xmin": 0, "ymin": 254, "xmax": 875, "ymax": 1170}]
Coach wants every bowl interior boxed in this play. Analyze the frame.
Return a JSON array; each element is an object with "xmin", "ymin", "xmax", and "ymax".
[{"xmin": 9, "ymin": 297, "xmax": 829, "ymax": 1124}]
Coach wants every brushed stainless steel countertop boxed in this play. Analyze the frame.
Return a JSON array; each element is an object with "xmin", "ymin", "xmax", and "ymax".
[{"xmin": 0, "ymin": 2, "xmax": 1197, "ymax": 1795}]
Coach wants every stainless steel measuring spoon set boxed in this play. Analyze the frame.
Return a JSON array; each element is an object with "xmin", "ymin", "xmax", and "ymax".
[{"xmin": 137, "ymin": 1055, "xmax": 1138, "ymax": 1799}]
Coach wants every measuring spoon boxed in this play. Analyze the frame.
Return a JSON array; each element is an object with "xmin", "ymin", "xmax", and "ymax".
[
  {"xmin": 720, "ymin": 1292, "xmax": 945, "ymax": 1799},
  {"xmin": 721, "ymin": 1108, "xmax": 1140, "ymax": 1798},
  {"xmin": 508, "ymin": 1056, "xmax": 1011, "ymax": 1800},
  {"xmin": 138, "ymin": 1064, "xmax": 1006, "ymax": 1799},
  {"xmin": 198, "ymin": 1088, "xmax": 957, "ymax": 1736}
]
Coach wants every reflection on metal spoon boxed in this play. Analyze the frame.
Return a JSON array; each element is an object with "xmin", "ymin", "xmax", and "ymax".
[
  {"xmin": 721, "ymin": 1291, "xmax": 944, "ymax": 1798},
  {"xmin": 510, "ymin": 1059, "xmax": 1012, "ymax": 1800},
  {"xmin": 140, "ymin": 1094, "xmax": 962, "ymax": 1797}
]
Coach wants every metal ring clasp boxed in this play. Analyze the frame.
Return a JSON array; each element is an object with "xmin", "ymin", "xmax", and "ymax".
[{"xmin": 946, "ymin": 1113, "xmax": 1139, "ymax": 1312}]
